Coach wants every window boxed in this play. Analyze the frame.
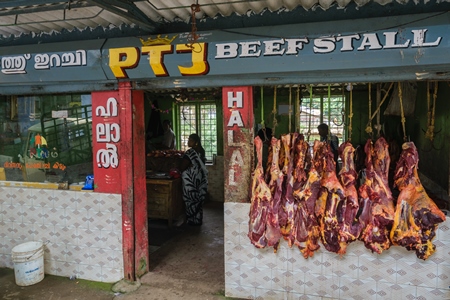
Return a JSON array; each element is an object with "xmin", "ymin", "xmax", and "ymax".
[
  {"xmin": 299, "ymin": 90, "xmax": 345, "ymax": 143},
  {"xmin": 0, "ymin": 93, "xmax": 92, "ymax": 183},
  {"xmin": 177, "ymin": 102, "xmax": 217, "ymax": 162}
]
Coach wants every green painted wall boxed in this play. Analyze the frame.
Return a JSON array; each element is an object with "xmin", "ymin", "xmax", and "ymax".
[
  {"xmin": 141, "ymin": 84, "xmax": 449, "ymax": 192},
  {"xmin": 143, "ymin": 92, "xmax": 224, "ymax": 156},
  {"xmin": 406, "ymin": 82, "xmax": 450, "ymax": 191},
  {"xmin": 253, "ymin": 83, "xmax": 450, "ymax": 192}
]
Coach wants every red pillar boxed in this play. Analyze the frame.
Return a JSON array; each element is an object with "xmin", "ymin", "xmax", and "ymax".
[
  {"xmin": 222, "ymin": 86, "xmax": 254, "ymax": 203},
  {"xmin": 132, "ymin": 91, "xmax": 149, "ymax": 277},
  {"xmin": 118, "ymin": 82, "xmax": 135, "ymax": 281},
  {"xmin": 92, "ymin": 83, "xmax": 148, "ymax": 281}
]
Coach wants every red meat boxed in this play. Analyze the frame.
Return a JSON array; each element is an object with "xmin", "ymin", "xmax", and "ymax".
[
  {"xmin": 315, "ymin": 142, "xmax": 346, "ymax": 254},
  {"xmin": 390, "ymin": 142, "xmax": 446, "ymax": 260},
  {"xmin": 358, "ymin": 138, "xmax": 395, "ymax": 254},
  {"xmin": 248, "ymin": 136, "xmax": 271, "ymax": 248},
  {"xmin": 292, "ymin": 140, "xmax": 323, "ymax": 258},
  {"xmin": 265, "ymin": 137, "xmax": 283, "ymax": 252},
  {"xmin": 337, "ymin": 141, "xmax": 362, "ymax": 254}
]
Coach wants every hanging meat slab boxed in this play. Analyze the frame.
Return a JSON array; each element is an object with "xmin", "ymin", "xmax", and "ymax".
[
  {"xmin": 265, "ymin": 137, "xmax": 283, "ymax": 252},
  {"xmin": 285, "ymin": 134, "xmax": 309, "ymax": 248},
  {"xmin": 337, "ymin": 141, "xmax": 362, "ymax": 254},
  {"xmin": 248, "ymin": 136, "xmax": 271, "ymax": 248},
  {"xmin": 315, "ymin": 141, "xmax": 346, "ymax": 254},
  {"xmin": 279, "ymin": 134, "xmax": 295, "ymax": 246},
  {"xmin": 390, "ymin": 142, "xmax": 446, "ymax": 260},
  {"xmin": 292, "ymin": 140, "xmax": 322, "ymax": 258},
  {"xmin": 358, "ymin": 138, "xmax": 395, "ymax": 254},
  {"xmin": 292, "ymin": 134, "xmax": 308, "ymax": 191}
]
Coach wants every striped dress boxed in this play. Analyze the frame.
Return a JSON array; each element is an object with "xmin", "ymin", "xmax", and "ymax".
[{"xmin": 181, "ymin": 148, "xmax": 208, "ymax": 225}]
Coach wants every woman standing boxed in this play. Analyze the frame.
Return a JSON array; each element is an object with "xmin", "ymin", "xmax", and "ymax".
[{"xmin": 180, "ymin": 133, "xmax": 208, "ymax": 226}]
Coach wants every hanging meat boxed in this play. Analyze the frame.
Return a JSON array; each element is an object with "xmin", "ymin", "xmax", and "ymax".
[
  {"xmin": 282, "ymin": 133, "xmax": 309, "ymax": 247},
  {"xmin": 337, "ymin": 141, "xmax": 362, "ymax": 253},
  {"xmin": 292, "ymin": 134, "xmax": 308, "ymax": 191},
  {"xmin": 265, "ymin": 137, "xmax": 283, "ymax": 252},
  {"xmin": 390, "ymin": 142, "xmax": 446, "ymax": 260},
  {"xmin": 248, "ymin": 136, "xmax": 271, "ymax": 248},
  {"xmin": 279, "ymin": 134, "xmax": 295, "ymax": 245},
  {"xmin": 315, "ymin": 142, "xmax": 346, "ymax": 254},
  {"xmin": 292, "ymin": 140, "xmax": 322, "ymax": 258},
  {"xmin": 358, "ymin": 138, "xmax": 395, "ymax": 254}
]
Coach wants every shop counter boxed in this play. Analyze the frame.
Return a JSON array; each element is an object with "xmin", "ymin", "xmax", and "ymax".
[{"xmin": 146, "ymin": 177, "xmax": 184, "ymax": 227}]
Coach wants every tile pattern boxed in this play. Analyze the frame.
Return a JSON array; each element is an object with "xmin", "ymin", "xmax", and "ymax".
[
  {"xmin": 0, "ymin": 187, "xmax": 123, "ymax": 283},
  {"xmin": 206, "ymin": 156, "xmax": 224, "ymax": 202},
  {"xmin": 225, "ymin": 202, "xmax": 450, "ymax": 300}
]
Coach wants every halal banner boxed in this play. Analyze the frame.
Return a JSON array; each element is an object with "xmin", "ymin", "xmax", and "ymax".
[
  {"xmin": 91, "ymin": 91, "xmax": 122, "ymax": 193},
  {"xmin": 222, "ymin": 86, "xmax": 254, "ymax": 203}
]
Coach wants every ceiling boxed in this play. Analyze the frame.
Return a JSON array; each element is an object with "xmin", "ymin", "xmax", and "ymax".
[{"xmin": 1, "ymin": 0, "xmax": 449, "ymax": 45}]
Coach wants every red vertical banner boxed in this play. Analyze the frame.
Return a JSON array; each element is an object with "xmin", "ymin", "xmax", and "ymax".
[
  {"xmin": 222, "ymin": 86, "xmax": 254, "ymax": 203},
  {"xmin": 91, "ymin": 91, "xmax": 122, "ymax": 193},
  {"xmin": 132, "ymin": 90, "xmax": 149, "ymax": 277}
]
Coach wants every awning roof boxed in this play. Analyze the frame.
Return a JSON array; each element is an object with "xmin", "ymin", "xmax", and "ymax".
[{"xmin": 1, "ymin": 0, "xmax": 449, "ymax": 44}]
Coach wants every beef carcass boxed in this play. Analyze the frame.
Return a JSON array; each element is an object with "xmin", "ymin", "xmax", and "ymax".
[
  {"xmin": 292, "ymin": 134, "xmax": 308, "ymax": 191},
  {"xmin": 315, "ymin": 142, "xmax": 346, "ymax": 254},
  {"xmin": 264, "ymin": 142, "xmax": 273, "ymax": 183},
  {"xmin": 358, "ymin": 138, "xmax": 395, "ymax": 254},
  {"xmin": 279, "ymin": 134, "xmax": 295, "ymax": 245},
  {"xmin": 281, "ymin": 133, "xmax": 309, "ymax": 247},
  {"xmin": 337, "ymin": 141, "xmax": 362, "ymax": 253},
  {"xmin": 265, "ymin": 137, "xmax": 283, "ymax": 251},
  {"xmin": 248, "ymin": 136, "xmax": 271, "ymax": 248},
  {"xmin": 291, "ymin": 140, "xmax": 323, "ymax": 258},
  {"xmin": 390, "ymin": 142, "xmax": 446, "ymax": 260}
]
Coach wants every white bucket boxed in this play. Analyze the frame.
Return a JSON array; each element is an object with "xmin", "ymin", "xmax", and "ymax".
[{"xmin": 11, "ymin": 241, "xmax": 45, "ymax": 286}]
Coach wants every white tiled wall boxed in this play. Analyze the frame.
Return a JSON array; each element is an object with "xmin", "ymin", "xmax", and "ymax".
[
  {"xmin": 0, "ymin": 187, "xmax": 123, "ymax": 283},
  {"xmin": 224, "ymin": 202, "xmax": 450, "ymax": 300}
]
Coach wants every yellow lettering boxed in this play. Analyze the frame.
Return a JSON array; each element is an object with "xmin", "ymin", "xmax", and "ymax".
[
  {"xmin": 109, "ymin": 47, "xmax": 140, "ymax": 78},
  {"xmin": 176, "ymin": 43, "xmax": 209, "ymax": 76},
  {"xmin": 142, "ymin": 45, "xmax": 173, "ymax": 77}
]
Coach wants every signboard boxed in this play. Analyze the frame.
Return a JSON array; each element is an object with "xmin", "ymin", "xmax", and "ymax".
[
  {"xmin": 222, "ymin": 86, "xmax": 254, "ymax": 203},
  {"xmin": 0, "ymin": 39, "xmax": 106, "ymax": 84},
  {"xmin": 91, "ymin": 91, "xmax": 122, "ymax": 193},
  {"xmin": 0, "ymin": 13, "xmax": 449, "ymax": 87}
]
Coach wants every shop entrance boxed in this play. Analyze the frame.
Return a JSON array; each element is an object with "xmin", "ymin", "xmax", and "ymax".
[{"xmin": 141, "ymin": 89, "xmax": 226, "ymax": 290}]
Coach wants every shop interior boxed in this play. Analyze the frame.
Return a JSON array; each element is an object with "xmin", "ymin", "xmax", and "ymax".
[{"xmin": 143, "ymin": 81, "xmax": 450, "ymax": 267}]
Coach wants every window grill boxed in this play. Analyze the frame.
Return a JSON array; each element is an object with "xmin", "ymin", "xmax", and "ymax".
[
  {"xmin": 178, "ymin": 102, "xmax": 217, "ymax": 162},
  {"xmin": 299, "ymin": 93, "xmax": 345, "ymax": 143}
]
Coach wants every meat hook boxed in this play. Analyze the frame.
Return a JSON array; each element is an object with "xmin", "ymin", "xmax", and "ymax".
[
  {"xmin": 421, "ymin": 138, "xmax": 443, "ymax": 152},
  {"xmin": 332, "ymin": 108, "xmax": 347, "ymax": 126},
  {"xmin": 421, "ymin": 128, "xmax": 443, "ymax": 152}
]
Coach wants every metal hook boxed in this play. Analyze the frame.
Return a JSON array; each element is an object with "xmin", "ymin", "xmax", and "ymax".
[
  {"xmin": 422, "ymin": 140, "xmax": 443, "ymax": 152},
  {"xmin": 332, "ymin": 108, "xmax": 347, "ymax": 126},
  {"xmin": 421, "ymin": 128, "xmax": 443, "ymax": 152}
]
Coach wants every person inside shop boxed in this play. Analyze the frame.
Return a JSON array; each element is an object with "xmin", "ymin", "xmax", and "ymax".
[
  {"xmin": 317, "ymin": 123, "xmax": 340, "ymax": 172},
  {"xmin": 179, "ymin": 133, "xmax": 208, "ymax": 226},
  {"xmin": 161, "ymin": 119, "xmax": 176, "ymax": 150}
]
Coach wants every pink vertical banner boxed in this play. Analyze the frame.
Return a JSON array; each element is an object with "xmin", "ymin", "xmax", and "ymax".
[{"xmin": 91, "ymin": 91, "xmax": 122, "ymax": 193}]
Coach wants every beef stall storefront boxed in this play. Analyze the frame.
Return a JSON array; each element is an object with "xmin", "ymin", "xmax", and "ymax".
[{"xmin": 0, "ymin": 10, "xmax": 449, "ymax": 299}]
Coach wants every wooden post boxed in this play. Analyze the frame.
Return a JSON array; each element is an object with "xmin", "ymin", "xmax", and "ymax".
[
  {"xmin": 118, "ymin": 81, "xmax": 135, "ymax": 281},
  {"xmin": 92, "ymin": 84, "xmax": 149, "ymax": 280},
  {"xmin": 132, "ymin": 90, "xmax": 149, "ymax": 276}
]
